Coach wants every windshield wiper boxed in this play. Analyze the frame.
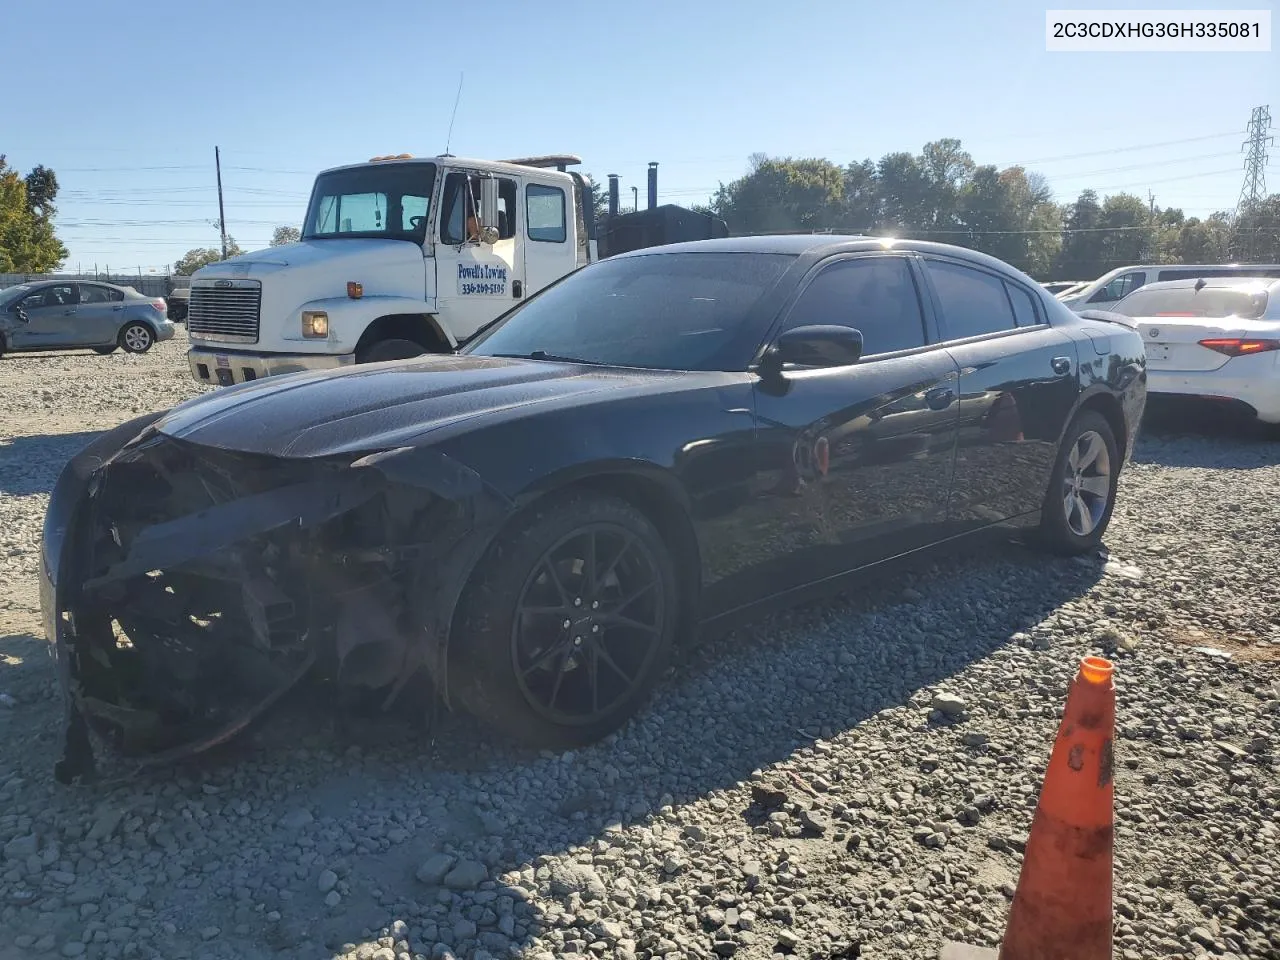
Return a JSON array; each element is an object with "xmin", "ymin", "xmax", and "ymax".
[{"xmin": 489, "ymin": 351, "xmax": 603, "ymax": 365}]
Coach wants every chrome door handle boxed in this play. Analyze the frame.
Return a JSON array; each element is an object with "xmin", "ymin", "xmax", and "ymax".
[{"xmin": 1051, "ymin": 356, "xmax": 1072, "ymax": 376}]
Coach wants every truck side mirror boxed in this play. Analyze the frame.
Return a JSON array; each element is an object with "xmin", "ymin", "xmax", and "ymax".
[{"xmin": 479, "ymin": 177, "xmax": 500, "ymax": 243}]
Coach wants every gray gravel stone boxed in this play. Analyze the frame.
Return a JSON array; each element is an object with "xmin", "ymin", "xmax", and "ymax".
[
  {"xmin": 442, "ymin": 860, "xmax": 487, "ymax": 890},
  {"xmin": 0, "ymin": 337, "xmax": 1277, "ymax": 960}
]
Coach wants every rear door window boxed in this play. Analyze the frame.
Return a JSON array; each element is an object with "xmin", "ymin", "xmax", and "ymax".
[
  {"xmin": 924, "ymin": 259, "xmax": 1019, "ymax": 340},
  {"xmin": 1005, "ymin": 281, "xmax": 1041, "ymax": 327}
]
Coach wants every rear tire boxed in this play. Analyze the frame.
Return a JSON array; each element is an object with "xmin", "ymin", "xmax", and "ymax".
[
  {"xmin": 449, "ymin": 493, "xmax": 678, "ymax": 750},
  {"xmin": 1036, "ymin": 410, "xmax": 1120, "ymax": 556},
  {"xmin": 119, "ymin": 323, "xmax": 153, "ymax": 354},
  {"xmin": 357, "ymin": 338, "xmax": 427, "ymax": 363}
]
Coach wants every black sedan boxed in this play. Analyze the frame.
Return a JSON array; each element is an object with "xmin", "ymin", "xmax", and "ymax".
[{"xmin": 40, "ymin": 236, "xmax": 1146, "ymax": 781}]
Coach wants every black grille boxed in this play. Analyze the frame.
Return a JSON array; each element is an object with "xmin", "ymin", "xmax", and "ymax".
[{"xmin": 188, "ymin": 283, "xmax": 261, "ymax": 343}]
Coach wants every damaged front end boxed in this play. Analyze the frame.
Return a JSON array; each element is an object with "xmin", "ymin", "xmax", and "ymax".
[{"xmin": 41, "ymin": 414, "xmax": 511, "ymax": 783}]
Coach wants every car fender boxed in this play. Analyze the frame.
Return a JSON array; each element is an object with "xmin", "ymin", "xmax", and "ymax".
[{"xmin": 285, "ymin": 295, "xmax": 454, "ymax": 351}]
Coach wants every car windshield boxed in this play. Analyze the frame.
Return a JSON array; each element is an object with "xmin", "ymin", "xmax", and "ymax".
[
  {"xmin": 465, "ymin": 252, "xmax": 796, "ymax": 371},
  {"xmin": 1, "ymin": 284, "xmax": 33, "ymax": 307},
  {"xmin": 1113, "ymin": 286, "xmax": 1269, "ymax": 320},
  {"xmin": 303, "ymin": 162, "xmax": 437, "ymax": 243}
]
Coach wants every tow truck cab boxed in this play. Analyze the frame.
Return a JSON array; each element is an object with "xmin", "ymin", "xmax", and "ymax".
[{"xmin": 186, "ymin": 153, "xmax": 600, "ymax": 387}]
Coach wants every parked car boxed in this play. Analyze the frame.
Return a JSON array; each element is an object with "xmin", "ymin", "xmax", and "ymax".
[
  {"xmin": 1107, "ymin": 276, "xmax": 1280, "ymax": 429},
  {"xmin": 166, "ymin": 284, "xmax": 190, "ymax": 324},
  {"xmin": 0, "ymin": 280, "xmax": 175, "ymax": 356},
  {"xmin": 41, "ymin": 235, "xmax": 1146, "ymax": 781},
  {"xmin": 1041, "ymin": 280, "xmax": 1087, "ymax": 296},
  {"xmin": 1051, "ymin": 281, "xmax": 1091, "ymax": 300},
  {"xmin": 1059, "ymin": 263, "xmax": 1280, "ymax": 312}
]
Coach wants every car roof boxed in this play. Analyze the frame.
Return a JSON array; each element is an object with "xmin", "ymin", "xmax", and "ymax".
[
  {"xmin": 608, "ymin": 234, "xmax": 1039, "ymax": 278},
  {"xmin": 7, "ymin": 279, "xmax": 143, "ymax": 296},
  {"xmin": 1128, "ymin": 277, "xmax": 1280, "ymax": 294}
]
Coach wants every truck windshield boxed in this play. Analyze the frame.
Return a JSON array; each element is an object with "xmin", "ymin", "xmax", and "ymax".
[
  {"xmin": 303, "ymin": 162, "xmax": 437, "ymax": 243},
  {"xmin": 465, "ymin": 252, "xmax": 796, "ymax": 372}
]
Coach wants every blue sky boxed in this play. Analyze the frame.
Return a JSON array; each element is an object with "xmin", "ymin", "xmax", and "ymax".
[{"xmin": 6, "ymin": 0, "xmax": 1276, "ymax": 273}]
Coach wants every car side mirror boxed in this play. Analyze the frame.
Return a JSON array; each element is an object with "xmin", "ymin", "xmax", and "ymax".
[
  {"xmin": 760, "ymin": 324, "xmax": 864, "ymax": 377},
  {"xmin": 479, "ymin": 177, "xmax": 500, "ymax": 242},
  {"xmin": 13, "ymin": 306, "xmax": 29, "ymax": 323}
]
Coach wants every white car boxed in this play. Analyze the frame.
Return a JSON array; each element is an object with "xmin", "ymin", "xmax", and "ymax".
[{"xmin": 1107, "ymin": 277, "xmax": 1280, "ymax": 429}]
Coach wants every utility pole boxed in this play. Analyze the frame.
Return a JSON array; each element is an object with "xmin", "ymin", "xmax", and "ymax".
[
  {"xmin": 1147, "ymin": 191, "xmax": 1156, "ymax": 260},
  {"xmin": 631, "ymin": 186, "xmax": 638, "ymax": 213},
  {"xmin": 215, "ymin": 146, "xmax": 229, "ymax": 260}
]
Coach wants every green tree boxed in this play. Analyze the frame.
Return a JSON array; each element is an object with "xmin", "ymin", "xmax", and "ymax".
[
  {"xmin": 0, "ymin": 156, "xmax": 67, "ymax": 272},
  {"xmin": 174, "ymin": 239, "xmax": 244, "ymax": 276},
  {"xmin": 1232, "ymin": 195, "xmax": 1280, "ymax": 262},
  {"xmin": 710, "ymin": 157, "xmax": 844, "ymax": 234},
  {"xmin": 270, "ymin": 225, "xmax": 301, "ymax": 247},
  {"xmin": 1056, "ymin": 190, "xmax": 1105, "ymax": 279},
  {"xmin": 1098, "ymin": 193, "xmax": 1152, "ymax": 270}
]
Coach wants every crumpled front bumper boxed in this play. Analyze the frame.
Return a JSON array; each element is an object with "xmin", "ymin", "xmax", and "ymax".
[{"xmin": 40, "ymin": 413, "xmax": 512, "ymax": 783}]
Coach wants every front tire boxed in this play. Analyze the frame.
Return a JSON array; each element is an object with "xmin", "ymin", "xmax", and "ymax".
[
  {"xmin": 450, "ymin": 493, "xmax": 678, "ymax": 749},
  {"xmin": 119, "ymin": 323, "xmax": 153, "ymax": 354},
  {"xmin": 1036, "ymin": 409, "xmax": 1120, "ymax": 555},
  {"xmin": 357, "ymin": 338, "xmax": 427, "ymax": 364}
]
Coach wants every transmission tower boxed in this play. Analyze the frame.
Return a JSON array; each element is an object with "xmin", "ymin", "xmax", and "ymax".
[
  {"xmin": 1236, "ymin": 105, "xmax": 1273, "ymax": 212},
  {"xmin": 1231, "ymin": 106, "xmax": 1272, "ymax": 260}
]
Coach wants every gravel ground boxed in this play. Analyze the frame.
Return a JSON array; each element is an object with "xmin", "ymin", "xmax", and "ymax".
[{"xmin": 1, "ymin": 332, "xmax": 1277, "ymax": 960}]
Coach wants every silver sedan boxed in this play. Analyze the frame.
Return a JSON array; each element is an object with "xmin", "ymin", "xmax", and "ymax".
[{"xmin": 0, "ymin": 280, "xmax": 176, "ymax": 356}]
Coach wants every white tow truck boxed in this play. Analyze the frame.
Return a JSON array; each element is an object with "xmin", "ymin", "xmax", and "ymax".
[{"xmin": 187, "ymin": 153, "xmax": 611, "ymax": 386}]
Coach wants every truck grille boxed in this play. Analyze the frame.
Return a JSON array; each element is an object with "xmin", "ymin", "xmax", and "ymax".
[{"xmin": 188, "ymin": 282, "xmax": 261, "ymax": 343}]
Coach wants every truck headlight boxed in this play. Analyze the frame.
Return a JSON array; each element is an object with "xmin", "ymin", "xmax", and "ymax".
[{"xmin": 301, "ymin": 311, "xmax": 329, "ymax": 338}]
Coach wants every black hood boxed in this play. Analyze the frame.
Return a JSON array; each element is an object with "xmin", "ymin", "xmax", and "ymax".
[{"xmin": 156, "ymin": 354, "xmax": 686, "ymax": 458}]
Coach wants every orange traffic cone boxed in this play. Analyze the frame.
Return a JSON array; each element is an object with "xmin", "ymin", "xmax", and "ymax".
[{"xmin": 940, "ymin": 656, "xmax": 1116, "ymax": 960}]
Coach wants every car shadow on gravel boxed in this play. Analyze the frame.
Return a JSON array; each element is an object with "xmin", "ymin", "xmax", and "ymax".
[
  {"xmin": 70, "ymin": 530, "xmax": 1107, "ymax": 959},
  {"xmin": 0, "ymin": 431, "xmax": 103, "ymax": 496}
]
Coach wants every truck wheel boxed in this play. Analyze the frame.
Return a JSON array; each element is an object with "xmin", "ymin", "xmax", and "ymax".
[{"xmin": 358, "ymin": 339, "xmax": 426, "ymax": 363}]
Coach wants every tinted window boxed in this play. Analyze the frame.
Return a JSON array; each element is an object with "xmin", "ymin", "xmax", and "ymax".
[
  {"xmin": 467, "ymin": 252, "xmax": 795, "ymax": 371},
  {"xmin": 782, "ymin": 256, "xmax": 926, "ymax": 355},
  {"xmin": 925, "ymin": 260, "xmax": 1017, "ymax": 339},
  {"xmin": 527, "ymin": 184, "xmax": 566, "ymax": 243},
  {"xmin": 303, "ymin": 162, "xmax": 437, "ymax": 242},
  {"xmin": 1005, "ymin": 281, "xmax": 1040, "ymax": 326},
  {"xmin": 1112, "ymin": 286, "xmax": 1268, "ymax": 319},
  {"xmin": 1087, "ymin": 271, "xmax": 1146, "ymax": 303},
  {"xmin": 21, "ymin": 285, "xmax": 76, "ymax": 309}
]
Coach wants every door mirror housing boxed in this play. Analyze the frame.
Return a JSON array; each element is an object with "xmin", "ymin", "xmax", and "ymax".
[
  {"xmin": 760, "ymin": 324, "xmax": 864, "ymax": 376},
  {"xmin": 479, "ymin": 177, "xmax": 500, "ymax": 243}
]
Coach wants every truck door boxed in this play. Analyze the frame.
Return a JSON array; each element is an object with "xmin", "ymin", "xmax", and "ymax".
[
  {"xmin": 433, "ymin": 171, "xmax": 524, "ymax": 342},
  {"xmin": 523, "ymin": 179, "xmax": 576, "ymax": 297}
]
